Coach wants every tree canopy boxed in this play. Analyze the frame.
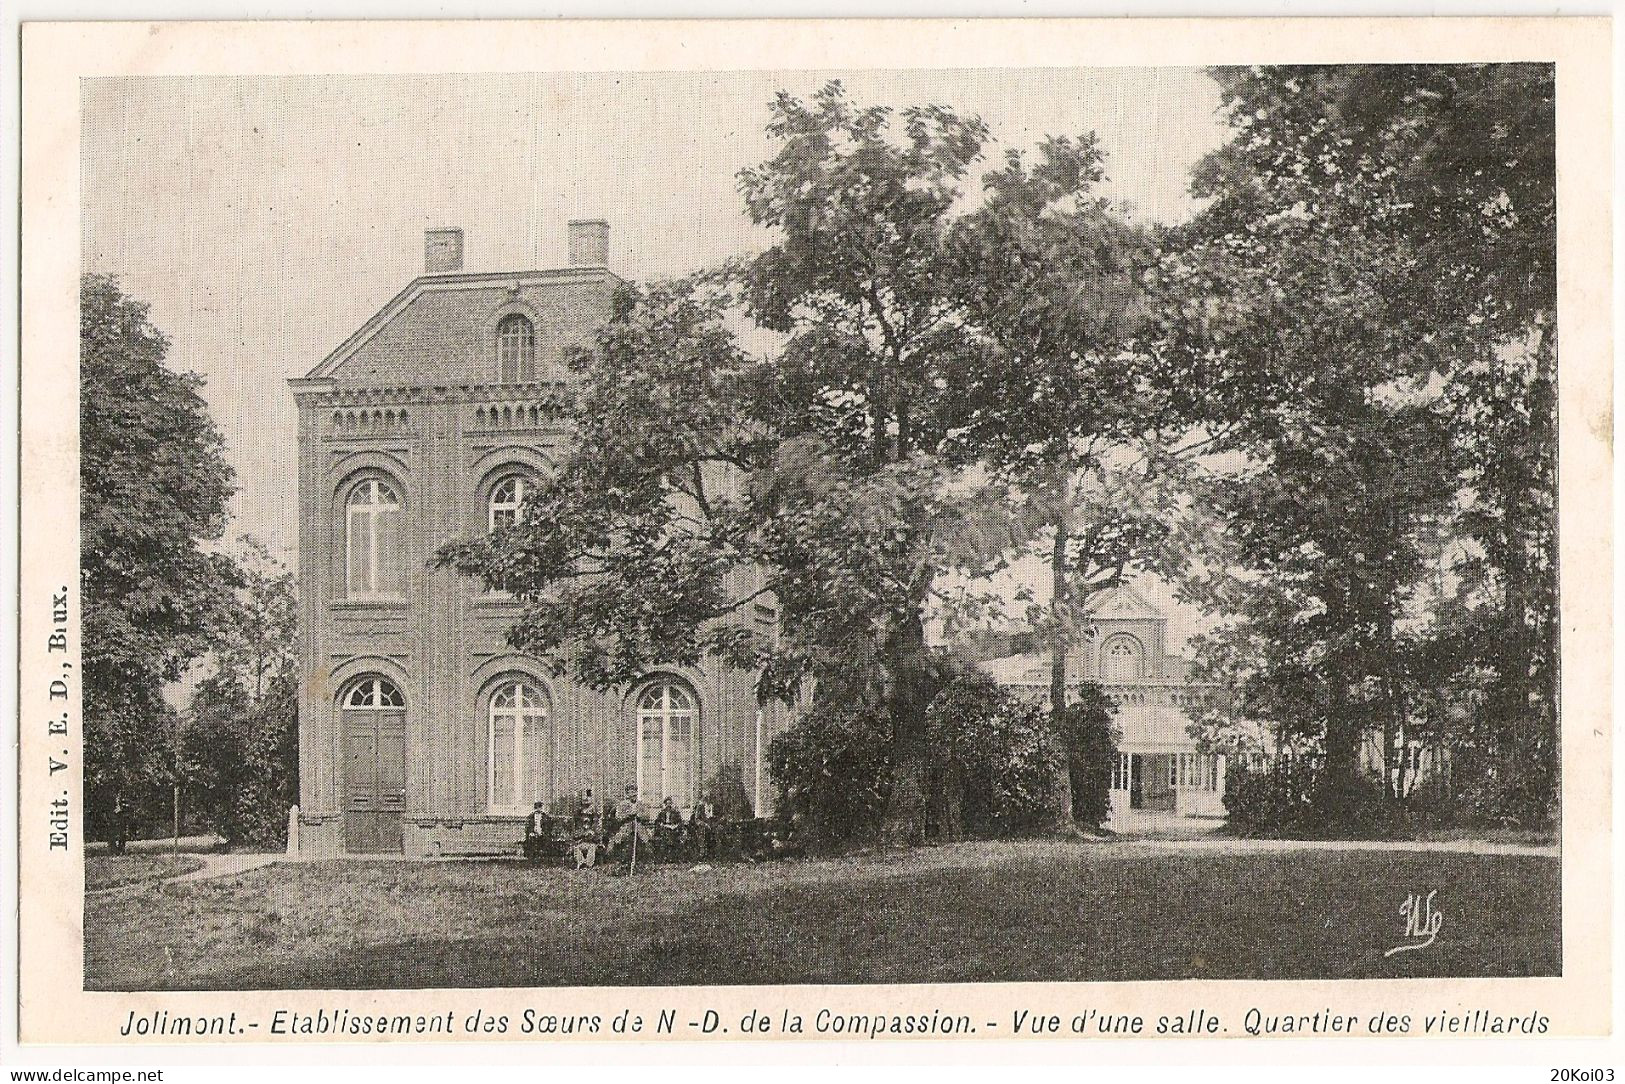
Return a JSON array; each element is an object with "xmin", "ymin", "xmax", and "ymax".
[
  {"xmin": 183, "ymin": 536, "xmax": 300, "ymax": 848},
  {"xmin": 81, "ymin": 272, "xmax": 238, "ymax": 847},
  {"xmin": 1159, "ymin": 65, "xmax": 1557, "ymax": 822},
  {"xmin": 940, "ymin": 135, "xmax": 1167, "ymax": 826},
  {"xmin": 442, "ymin": 68, "xmax": 1560, "ymax": 841},
  {"xmin": 444, "ymin": 84, "xmax": 1035, "ymax": 843}
]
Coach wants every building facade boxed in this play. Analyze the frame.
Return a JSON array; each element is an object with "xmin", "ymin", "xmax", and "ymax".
[
  {"xmin": 978, "ymin": 583, "xmax": 1226, "ymax": 824},
  {"xmin": 290, "ymin": 223, "xmax": 777, "ymax": 857}
]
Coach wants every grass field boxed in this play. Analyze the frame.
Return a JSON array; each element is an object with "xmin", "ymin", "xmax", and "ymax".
[
  {"xmin": 86, "ymin": 854, "xmax": 206, "ymax": 892},
  {"xmin": 84, "ymin": 840, "xmax": 1559, "ymax": 990}
]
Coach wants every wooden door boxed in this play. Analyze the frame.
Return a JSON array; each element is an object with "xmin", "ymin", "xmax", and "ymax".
[
  {"xmin": 343, "ymin": 708, "xmax": 406, "ymax": 853},
  {"xmin": 1142, "ymin": 753, "xmax": 1175, "ymax": 812}
]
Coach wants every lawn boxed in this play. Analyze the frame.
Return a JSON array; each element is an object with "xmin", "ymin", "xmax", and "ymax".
[
  {"xmin": 86, "ymin": 853, "xmax": 206, "ymax": 892},
  {"xmin": 84, "ymin": 840, "xmax": 1559, "ymax": 990}
]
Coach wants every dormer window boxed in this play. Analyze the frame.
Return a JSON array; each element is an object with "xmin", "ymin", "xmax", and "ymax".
[{"xmin": 497, "ymin": 314, "xmax": 537, "ymax": 382}]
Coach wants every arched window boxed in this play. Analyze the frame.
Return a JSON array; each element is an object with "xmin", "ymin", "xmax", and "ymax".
[
  {"xmin": 343, "ymin": 676, "xmax": 405, "ymax": 709},
  {"xmin": 488, "ymin": 474, "xmax": 530, "ymax": 531},
  {"xmin": 487, "ymin": 679, "xmax": 550, "ymax": 813},
  {"xmin": 345, "ymin": 478, "xmax": 404, "ymax": 598},
  {"xmin": 636, "ymin": 678, "xmax": 696, "ymax": 807},
  {"xmin": 496, "ymin": 314, "xmax": 536, "ymax": 382},
  {"xmin": 1101, "ymin": 634, "xmax": 1144, "ymax": 682}
]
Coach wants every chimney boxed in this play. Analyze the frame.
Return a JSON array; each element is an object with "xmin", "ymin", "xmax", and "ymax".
[
  {"xmin": 424, "ymin": 227, "xmax": 464, "ymax": 274},
  {"xmin": 567, "ymin": 219, "xmax": 610, "ymax": 267}
]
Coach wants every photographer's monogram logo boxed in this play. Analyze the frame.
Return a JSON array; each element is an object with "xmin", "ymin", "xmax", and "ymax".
[{"xmin": 1385, "ymin": 890, "xmax": 1443, "ymax": 957}]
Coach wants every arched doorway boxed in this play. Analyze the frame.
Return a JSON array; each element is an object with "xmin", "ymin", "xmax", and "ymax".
[{"xmin": 341, "ymin": 676, "xmax": 406, "ymax": 853}]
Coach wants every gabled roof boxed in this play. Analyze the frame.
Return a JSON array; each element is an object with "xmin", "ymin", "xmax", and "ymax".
[
  {"xmin": 304, "ymin": 266, "xmax": 623, "ymax": 381},
  {"xmin": 1084, "ymin": 582, "xmax": 1164, "ymax": 623}
]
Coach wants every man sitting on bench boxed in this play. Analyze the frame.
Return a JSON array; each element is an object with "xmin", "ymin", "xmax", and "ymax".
[
  {"xmin": 653, "ymin": 796, "xmax": 686, "ymax": 860},
  {"xmin": 523, "ymin": 801, "xmax": 553, "ymax": 862},
  {"xmin": 572, "ymin": 788, "xmax": 600, "ymax": 869}
]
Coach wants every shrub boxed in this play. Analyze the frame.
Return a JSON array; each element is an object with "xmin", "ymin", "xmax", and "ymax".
[
  {"xmin": 1223, "ymin": 760, "xmax": 1317, "ymax": 837},
  {"xmin": 1054, "ymin": 687, "xmax": 1119, "ymax": 830},
  {"xmin": 1224, "ymin": 760, "xmax": 1444, "ymax": 840},
  {"xmin": 85, "ymin": 682, "xmax": 183, "ymax": 850},
  {"xmin": 926, "ymin": 670, "xmax": 1059, "ymax": 840},
  {"xmin": 767, "ymin": 694, "xmax": 892, "ymax": 846},
  {"xmin": 1443, "ymin": 746, "xmax": 1558, "ymax": 830},
  {"xmin": 183, "ymin": 671, "xmax": 298, "ymax": 849},
  {"xmin": 703, "ymin": 762, "xmax": 755, "ymax": 819},
  {"xmin": 769, "ymin": 661, "xmax": 1114, "ymax": 847}
]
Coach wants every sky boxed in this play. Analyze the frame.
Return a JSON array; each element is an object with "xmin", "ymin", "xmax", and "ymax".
[{"xmin": 80, "ymin": 67, "xmax": 1234, "ymax": 646}]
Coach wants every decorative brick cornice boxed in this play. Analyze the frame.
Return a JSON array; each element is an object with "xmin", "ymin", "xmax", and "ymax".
[{"xmin": 291, "ymin": 380, "xmax": 571, "ymax": 408}]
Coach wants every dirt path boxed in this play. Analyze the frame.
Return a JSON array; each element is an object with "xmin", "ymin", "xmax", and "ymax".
[
  {"xmin": 86, "ymin": 852, "xmax": 283, "ymax": 896},
  {"xmin": 1114, "ymin": 835, "xmax": 1558, "ymax": 858}
]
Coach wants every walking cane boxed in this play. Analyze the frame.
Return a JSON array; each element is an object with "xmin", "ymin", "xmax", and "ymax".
[{"xmin": 629, "ymin": 806, "xmax": 639, "ymax": 876}]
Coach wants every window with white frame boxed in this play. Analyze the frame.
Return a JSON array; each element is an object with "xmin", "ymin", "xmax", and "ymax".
[
  {"xmin": 488, "ymin": 474, "xmax": 530, "ymax": 531},
  {"xmin": 345, "ymin": 478, "xmax": 405, "ymax": 598},
  {"xmin": 1112, "ymin": 752, "xmax": 1132, "ymax": 791},
  {"xmin": 487, "ymin": 679, "xmax": 550, "ymax": 813},
  {"xmin": 343, "ymin": 676, "xmax": 405, "ymax": 710},
  {"xmin": 1172, "ymin": 752, "xmax": 1217, "ymax": 791},
  {"xmin": 637, "ymin": 679, "xmax": 696, "ymax": 807},
  {"xmin": 497, "ymin": 314, "xmax": 537, "ymax": 382}
]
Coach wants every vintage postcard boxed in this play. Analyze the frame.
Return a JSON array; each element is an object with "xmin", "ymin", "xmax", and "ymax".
[{"xmin": 16, "ymin": 16, "xmax": 1613, "ymax": 1051}]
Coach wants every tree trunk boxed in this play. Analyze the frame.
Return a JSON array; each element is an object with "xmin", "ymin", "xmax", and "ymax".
[
  {"xmin": 1049, "ymin": 517, "xmax": 1078, "ymax": 831},
  {"xmin": 1379, "ymin": 608, "xmax": 1403, "ymax": 801},
  {"xmin": 1322, "ymin": 655, "xmax": 1360, "ymax": 801},
  {"xmin": 931, "ymin": 755, "xmax": 964, "ymax": 843},
  {"xmin": 882, "ymin": 736, "xmax": 930, "ymax": 847},
  {"xmin": 878, "ymin": 611, "xmax": 933, "ymax": 847},
  {"xmin": 1499, "ymin": 443, "xmax": 1530, "ymax": 782},
  {"xmin": 1485, "ymin": 327, "xmax": 1556, "ymax": 818},
  {"xmin": 1529, "ymin": 334, "xmax": 1559, "ymax": 818}
]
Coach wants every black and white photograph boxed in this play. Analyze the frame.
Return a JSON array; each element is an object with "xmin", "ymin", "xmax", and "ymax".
[{"xmin": 14, "ymin": 15, "xmax": 1613, "ymax": 1056}]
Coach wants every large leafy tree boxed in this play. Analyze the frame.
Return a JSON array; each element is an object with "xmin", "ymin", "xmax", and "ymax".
[
  {"xmin": 1151, "ymin": 69, "xmax": 1460, "ymax": 805},
  {"xmin": 941, "ymin": 135, "xmax": 1168, "ymax": 827},
  {"xmin": 443, "ymin": 275, "xmax": 776, "ymax": 690},
  {"xmin": 81, "ymin": 273, "xmax": 238, "ymax": 849},
  {"xmin": 1160, "ymin": 65, "xmax": 1555, "ymax": 821},
  {"xmin": 442, "ymin": 84, "xmax": 1011, "ymax": 844},
  {"xmin": 183, "ymin": 536, "xmax": 299, "ymax": 847},
  {"xmin": 734, "ymin": 84, "xmax": 998, "ymax": 841},
  {"xmin": 441, "ymin": 277, "xmax": 1017, "ymax": 842},
  {"xmin": 1343, "ymin": 64, "xmax": 1558, "ymax": 819}
]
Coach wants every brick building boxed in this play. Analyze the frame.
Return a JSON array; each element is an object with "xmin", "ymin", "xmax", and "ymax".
[{"xmin": 289, "ymin": 222, "xmax": 778, "ymax": 856}]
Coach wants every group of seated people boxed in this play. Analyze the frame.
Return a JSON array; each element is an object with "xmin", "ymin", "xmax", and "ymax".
[{"xmin": 523, "ymin": 784, "xmax": 758, "ymax": 869}]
